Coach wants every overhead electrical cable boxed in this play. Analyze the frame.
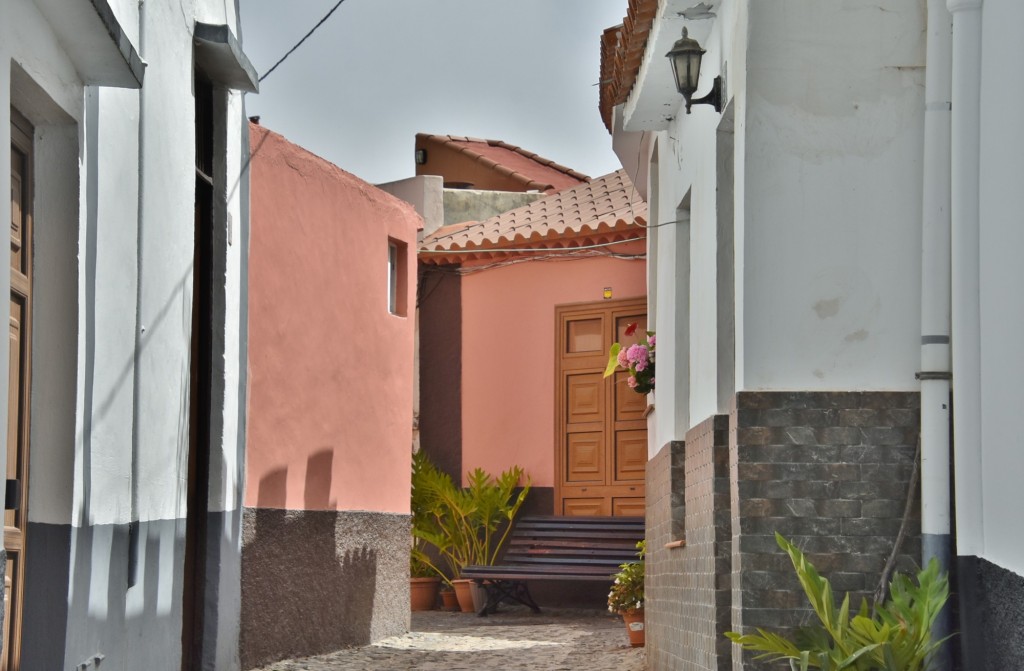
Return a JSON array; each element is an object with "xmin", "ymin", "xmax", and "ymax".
[{"xmin": 259, "ymin": 0, "xmax": 347, "ymax": 83}]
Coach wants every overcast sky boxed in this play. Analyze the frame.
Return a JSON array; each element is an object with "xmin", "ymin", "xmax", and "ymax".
[{"xmin": 239, "ymin": 0, "xmax": 627, "ymax": 185}]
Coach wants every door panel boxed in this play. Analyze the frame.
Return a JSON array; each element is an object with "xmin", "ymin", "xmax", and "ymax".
[
  {"xmin": 612, "ymin": 498, "xmax": 646, "ymax": 517},
  {"xmin": 614, "ymin": 430, "xmax": 647, "ymax": 481},
  {"xmin": 562, "ymin": 498, "xmax": 608, "ymax": 517},
  {"xmin": 566, "ymin": 318, "xmax": 603, "ymax": 353},
  {"xmin": 566, "ymin": 373, "xmax": 603, "ymax": 424},
  {"xmin": 565, "ymin": 433, "xmax": 604, "ymax": 482},
  {"xmin": 556, "ymin": 299, "xmax": 647, "ymax": 517},
  {"xmin": 614, "ymin": 372, "xmax": 647, "ymax": 421}
]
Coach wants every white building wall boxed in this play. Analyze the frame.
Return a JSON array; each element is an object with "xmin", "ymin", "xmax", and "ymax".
[
  {"xmin": 977, "ymin": 0, "xmax": 1024, "ymax": 577},
  {"xmin": 2, "ymin": 0, "xmax": 250, "ymax": 667},
  {"xmin": 741, "ymin": 0, "xmax": 925, "ymax": 393},
  {"xmin": 71, "ymin": 85, "xmax": 141, "ymax": 528},
  {"xmin": 132, "ymin": 0, "xmax": 202, "ymax": 525},
  {"xmin": 618, "ymin": 0, "xmax": 1023, "ymax": 666},
  {"xmin": 626, "ymin": 3, "xmax": 734, "ymax": 440}
]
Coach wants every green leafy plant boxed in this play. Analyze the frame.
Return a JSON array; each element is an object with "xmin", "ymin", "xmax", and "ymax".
[
  {"xmin": 726, "ymin": 533, "xmax": 951, "ymax": 671},
  {"xmin": 411, "ymin": 451, "xmax": 530, "ymax": 584},
  {"xmin": 608, "ymin": 540, "xmax": 646, "ymax": 614}
]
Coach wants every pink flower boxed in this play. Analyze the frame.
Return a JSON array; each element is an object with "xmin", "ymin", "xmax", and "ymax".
[
  {"xmin": 617, "ymin": 348, "xmax": 630, "ymax": 369},
  {"xmin": 627, "ymin": 376, "xmax": 638, "ymax": 389},
  {"xmin": 625, "ymin": 344, "xmax": 648, "ymax": 366},
  {"xmin": 647, "ymin": 334, "xmax": 656, "ymax": 348},
  {"xmin": 626, "ymin": 344, "xmax": 649, "ymax": 372}
]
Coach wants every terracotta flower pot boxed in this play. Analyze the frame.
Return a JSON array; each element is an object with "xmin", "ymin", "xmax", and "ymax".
[
  {"xmin": 451, "ymin": 578, "xmax": 476, "ymax": 613},
  {"xmin": 470, "ymin": 580, "xmax": 488, "ymax": 612},
  {"xmin": 621, "ymin": 608, "xmax": 645, "ymax": 647},
  {"xmin": 440, "ymin": 588, "xmax": 459, "ymax": 611},
  {"xmin": 410, "ymin": 577, "xmax": 440, "ymax": 611}
]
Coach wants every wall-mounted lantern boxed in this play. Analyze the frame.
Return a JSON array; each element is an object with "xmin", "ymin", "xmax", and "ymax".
[{"xmin": 665, "ymin": 27, "xmax": 722, "ymax": 114}]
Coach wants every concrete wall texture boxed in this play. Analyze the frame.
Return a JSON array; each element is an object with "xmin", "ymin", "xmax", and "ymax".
[
  {"xmin": 244, "ymin": 123, "xmax": 420, "ymax": 667},
  {"xmin": 3, "ymin": 0, "xmax": 250, "ymax": 668},
  {"xmin": 646, "ymin": 416, "xmax": 732, "ymax": 671},
  {"xmin": 644, "ymin": 395, "xmax": 921, "ymax": 671},
  {"xmin": 240, "ymin": 510, "xmax": 409, "ymax": 670},
  {"xmin": 246, "ymin": 123, "xmax": 419, "ymax": 515}
]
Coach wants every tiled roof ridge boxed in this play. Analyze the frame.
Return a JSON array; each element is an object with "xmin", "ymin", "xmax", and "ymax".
[
  {"xmin": 419, "ymin": 169, "xmax": 647, "ymax": 265},
  {"xmin": 419, "ymin": 227, "xmax": 646, "ymax": 266},
  {"xmin": 418, "ymin": 133, "xmax": 591, "ymax": 185},
  {"xmin": 426, "ymin": 216, "xmax": 644, "ymax": 248},
  {"xmin": 599, "ymin": 0, "xmax": 658, "ymax": 132}
]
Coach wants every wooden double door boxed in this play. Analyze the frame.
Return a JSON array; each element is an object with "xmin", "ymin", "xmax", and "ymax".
[{"xmin": 555, "ymin": 298, "xmax": 647, "ymax": 517}]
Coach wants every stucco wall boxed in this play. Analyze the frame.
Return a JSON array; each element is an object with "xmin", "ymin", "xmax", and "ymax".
[
  {"xmin": 459, "ymin": 252, "xmax": 645, "ymax": 487},
  {"xmin": 977, "ymin": 0, "xmax": 1024, "ymax": 579},
  {"xmin": 639, "ymin": 0, "xmax": 926, "ymax": 449},
  {"xmin": 246, "ymin": 124, "xmax": 419, "ymax": 515},
  {"xmin": 741, "ymin": 0, "xmax": 925, "ymax": 392},
  {"xmin": 3, "ymin": 1, "xmax": 250, "ymax": 668}
]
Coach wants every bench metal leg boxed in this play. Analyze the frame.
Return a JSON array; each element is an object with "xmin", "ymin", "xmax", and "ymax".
[{"xmin": 473, "ymin": 579, "xmax": 541, "ymax": 617}]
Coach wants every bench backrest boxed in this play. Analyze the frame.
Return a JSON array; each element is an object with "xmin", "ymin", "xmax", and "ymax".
[{"xmin": 499, "ymin": 515, "xmax": 645, "ymax": 576}]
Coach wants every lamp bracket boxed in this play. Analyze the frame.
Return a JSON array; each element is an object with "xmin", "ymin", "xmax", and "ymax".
[{"xmin": 685, "ymin": 75, "xmax": 723, "ymax": 115}]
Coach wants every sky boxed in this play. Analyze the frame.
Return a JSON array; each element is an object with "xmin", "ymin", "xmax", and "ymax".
[{"xmin": 239, "ymin": 0, "xmax": 628, "ymax": 185}]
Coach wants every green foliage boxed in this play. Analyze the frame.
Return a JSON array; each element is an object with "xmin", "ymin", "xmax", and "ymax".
[
  {"xmin": 608, "ymin": 540, "xmax": 646, "ymax": 614},
  {"xmin": 411, "ymin": 451, "xmax": 531, "ymax": 585},
  {"xmin": 725, "ymin": 533, "xmax": 951, "ymax": 671},
  {"xmin": 604, "ymin": 343, "xmax": 622, "ymax": 379}
]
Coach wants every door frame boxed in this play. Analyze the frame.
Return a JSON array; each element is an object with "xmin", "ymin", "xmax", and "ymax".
[{"xmin": 5, "ymin": 108, "xmax": 35, "ymax": 671}]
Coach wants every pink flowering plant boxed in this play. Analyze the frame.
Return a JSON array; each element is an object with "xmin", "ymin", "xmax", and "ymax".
[{"xmin": 603, "ymin": 322, "xmax": 655, "ymax": 394}]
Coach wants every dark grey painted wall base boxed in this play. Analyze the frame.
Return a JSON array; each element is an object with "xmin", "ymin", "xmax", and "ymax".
[
  {"xmin": 21, "ymin": 512, "xmax": 242, "ymax": 671},
  {"xmin": 957, "ymin": 555, "xmax": 1024, "ymax": 671},
  {"xmin": 518, "ymin": 486, "xmax": 553, "ymax": 517},
  {"xmin": 240, "ymin": 508, "xmax": 410, "ymax": 670},
  {"xmin": 23, "ymin": 519, "xmax": 189, "ymax": 671}
]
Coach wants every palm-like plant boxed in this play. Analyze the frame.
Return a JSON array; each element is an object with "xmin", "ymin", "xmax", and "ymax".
[
  {"xmin": 726, "ymin": 533, "xmax": 950, "ymax": 671},
  {"xmin": 411, "ymin": 451, "xmax": 530, "ymax": 584}
]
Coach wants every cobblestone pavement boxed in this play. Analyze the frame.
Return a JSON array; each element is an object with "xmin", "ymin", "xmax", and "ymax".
[{"xmin": 250, "ymin": 607, "xmax": 646, "ymax": 670}]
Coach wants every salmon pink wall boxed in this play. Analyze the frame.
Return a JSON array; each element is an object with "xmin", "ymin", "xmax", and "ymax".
[
  {"xmin": 460, "ymin": 250, "xmax": 646, "ymax": 487},
  {"xmin": 246, "ymin": 125, "xmax": 420, "ymax": 513}
]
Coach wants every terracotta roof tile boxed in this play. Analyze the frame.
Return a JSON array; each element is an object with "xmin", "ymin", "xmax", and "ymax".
[
  {"xmin": 419, "ymin": 169, "xmax": 646, "ymax": 265},
  {"xmin": 417, "ymin": 133, "xmax": 590, "ymax": 194},
  {"xmin": 599, "ymin": 0, "xmax": 658, "ymax": 132}
]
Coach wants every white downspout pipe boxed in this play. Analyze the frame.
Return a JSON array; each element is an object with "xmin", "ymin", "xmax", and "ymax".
[
  {"xmin": 919, "ymin": 2, "xmax": 953, "ymax": 666},
  {"xmin": 946, "ymin": 0, "xmax": 984, "ymax": 560}
]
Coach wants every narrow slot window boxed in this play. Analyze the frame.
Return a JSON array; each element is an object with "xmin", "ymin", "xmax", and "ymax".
[{"xmin": 388, "ymin": 239, "xmax": 408, "ymax": 316}]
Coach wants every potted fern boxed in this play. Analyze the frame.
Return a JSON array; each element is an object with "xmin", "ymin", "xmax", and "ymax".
[{"xmin": 411, "ymin": 451, "xmax": 530, "ymax": 612}]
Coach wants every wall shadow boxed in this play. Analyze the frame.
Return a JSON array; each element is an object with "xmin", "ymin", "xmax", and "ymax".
[
  {"xmin": 255, "ymin": 467, "xmax": 287, "ymax": 509},
  {"xmin": 303, "ymin": 449, "xmax": 334, "ymax": 510}
]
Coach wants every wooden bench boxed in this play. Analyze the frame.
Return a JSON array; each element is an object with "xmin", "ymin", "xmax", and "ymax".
[{"xmin": 460, "ymin": 515, "xmax": 645, "ymax": 616}]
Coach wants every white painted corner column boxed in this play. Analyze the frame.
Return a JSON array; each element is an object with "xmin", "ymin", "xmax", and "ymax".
[{"xmin": 946, "ymin": 0, "xmax": 984, "ymax": 559}]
